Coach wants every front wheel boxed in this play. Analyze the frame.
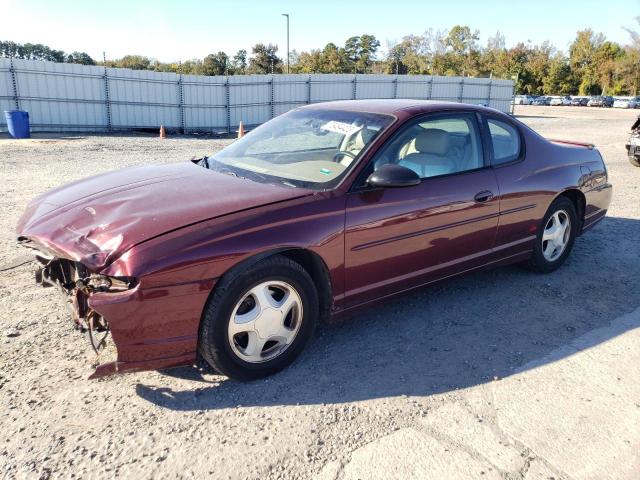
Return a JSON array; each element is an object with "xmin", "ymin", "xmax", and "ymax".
[
  {"xmin": 198, "ymin": 255, "xmax": 319, "ymax": 381},
  {"xmin": 525, "ymin": 197, "xmax": 578, "ymax": 273}
]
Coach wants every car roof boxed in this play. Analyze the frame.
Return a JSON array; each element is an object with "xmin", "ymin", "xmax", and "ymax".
[{"xmin": 297, "ymin": 99, "xmax": 498, "ymax": 116}]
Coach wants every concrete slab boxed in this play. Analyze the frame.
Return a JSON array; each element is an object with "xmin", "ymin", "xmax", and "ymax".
[
  {"xmin": 326, "ymin": 428, "xmax": 501, "ymax": 480},
  {"xmin": 493, "ymin": 307, "xmax": 640, "ymax": 480},
  {"xmin": 420, "ymin": 402, "xmax": 525, "ymax": 472}
]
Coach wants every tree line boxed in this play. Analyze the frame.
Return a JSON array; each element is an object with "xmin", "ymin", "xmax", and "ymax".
[
  {"xmin": 2, "ymin": 20, "xmax": 639, "ymax": 95},
  {"xmin": 0, "ymin": 40, "xmax": 95, "ymax": 65}
]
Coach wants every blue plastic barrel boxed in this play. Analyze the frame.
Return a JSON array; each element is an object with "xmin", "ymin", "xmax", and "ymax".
[{"xmin": 4, "ymin": 110, "xmax": 30, "ymax": 139}]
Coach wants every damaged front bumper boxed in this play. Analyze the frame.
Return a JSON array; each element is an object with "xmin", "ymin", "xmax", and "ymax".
[
  {"xmin": 22, "ymin": 239, "xmax": 137, "ymax": 376},
  {"xmin": 19, "ymin": 238, "xmax": 210, "ymax": 379}
]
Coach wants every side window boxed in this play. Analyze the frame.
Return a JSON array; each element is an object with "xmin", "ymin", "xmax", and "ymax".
[
  {"xmin": 487, "ymin": 119, "xmax": 521, "ymax": 165},
  {"xmin": 371, "ymin": 113, "xmax": 484, "ymax": 180}
]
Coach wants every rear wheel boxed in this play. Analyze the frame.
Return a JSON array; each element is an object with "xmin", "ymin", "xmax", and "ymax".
[
  {"xmin": 526, "ymin": 197, "xmax": 578, "ymax": 273},
  {"xmin": 629, "ymin": 155, "xmax": 640, "ymax": 167},
  {"xmin": 198, "ymin": 255, "xmax": 319, "ymax": 381}
]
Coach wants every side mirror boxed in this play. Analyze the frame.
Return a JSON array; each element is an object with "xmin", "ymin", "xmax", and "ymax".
[{"xmin": 366, "ymin": 164, "xmax": 421, "ymax": 188}]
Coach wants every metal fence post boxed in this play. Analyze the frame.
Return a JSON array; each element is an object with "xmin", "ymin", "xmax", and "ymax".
[
  {"xmin": 487, "ymin": 78, "xmax": 493, "ymax": 108},
  {"xmin": 307, "ymin": 74, "xmax": 312, "ymax": 104},
  {"xmin": 270, "ymin": 75, "xmax": 275, "ymax": 118},
  {"xmin": 427, "ymin": 76, "xmax": 433, "ymax": 99},
  {"xmin": 393, "ymin": 75, "xmax": 398, "ymax": 99},
  {"xmin": 352, "ymin": 75, "xmax": 357, "ymax": 99},
  {"xmin": 9, "ymin": 57, "xmax": 19, "ymax": 110},
  {"xmin": 225, "ymin": 77, "xmax": 231, "ymax": 134},
  {"xmin": 458, "ymin": 78, "xmax": 465, "ymax": 103},
  {"xmin": 103, "ymin": 65, "xmax": 112, "ymax": 132},
  {"xmin": 178, "ymin": 74, "xmax": 185, "ymax": 133}
]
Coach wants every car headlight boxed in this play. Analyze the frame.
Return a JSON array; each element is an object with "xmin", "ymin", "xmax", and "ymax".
[{"xmin": 80, "ymin": 274, "xmax": 136, "ymax": 293}]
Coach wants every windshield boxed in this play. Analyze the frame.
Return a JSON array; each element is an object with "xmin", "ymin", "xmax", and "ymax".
[{"xmin": 206, "ymin": 108, "xmax": 394, "ymax": 190}]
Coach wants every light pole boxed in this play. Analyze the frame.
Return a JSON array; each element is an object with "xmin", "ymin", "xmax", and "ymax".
[{"xmin": 282, "ymin": 13, "xmax": 289, "ymax": 74}]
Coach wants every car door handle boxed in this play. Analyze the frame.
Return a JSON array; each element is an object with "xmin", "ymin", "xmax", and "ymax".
[{"xmin": 474, "ymin": 190, "xmax": 494, "ymax": 203}]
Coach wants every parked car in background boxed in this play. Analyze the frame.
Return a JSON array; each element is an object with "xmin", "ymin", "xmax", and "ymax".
[
  {"xmin": 549, "ymin": 96, "xmax": 571, "ymax": 106},
  {"xmin": 532, "ymin": 96, "xmax": 550, "ymax": 106},
  {"xmin": 570, "ymin": 97, "xmax": 589, "ymax": 106},
  {"xmin": 16, "ymin": 99, "xmax": 612, "ymax": 380},
  {"xmin": 626, "ymin": 115, "xmax": 640, "ymax": 167},
  {"xmin": 513, "ymin": 95, "xmax": 534, "ymax": 105},
  {"xmin": 613, "ymin": 97, "xmax": 639, "ymax": 109},
  {"xmin": 588, "ymin": 96, "xmax": 614, "ymax": 107}
]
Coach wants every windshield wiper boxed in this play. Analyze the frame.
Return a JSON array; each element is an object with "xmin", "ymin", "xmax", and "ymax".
[{"xmin": 197, "ymin": 156, "xmax": 210, "ymax": 169}]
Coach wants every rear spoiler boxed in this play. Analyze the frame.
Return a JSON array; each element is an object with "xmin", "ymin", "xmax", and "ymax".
[{"xmin": 549, "ymin": 139, "xmax": 595, "ymax": 149}]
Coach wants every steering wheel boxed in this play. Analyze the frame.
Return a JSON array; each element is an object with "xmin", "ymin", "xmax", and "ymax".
[{"xmin": 333, "ymin": 151, "xmax": 356, "ymax": 163}]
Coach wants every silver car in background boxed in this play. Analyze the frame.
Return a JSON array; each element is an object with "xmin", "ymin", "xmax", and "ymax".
[
  {"xmin": 549, "ymin": 96, "xmax": 571, "ymax": 106},
  {"xmin": 513, "ymin": 95, "xmax": 534, "ymax": 105},
  {"xmin": 613, "ymin": 97, "xmax": 639, "ymax": 109}
]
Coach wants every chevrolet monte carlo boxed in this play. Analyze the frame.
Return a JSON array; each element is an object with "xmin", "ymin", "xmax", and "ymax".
[{"xmin": 16, "ymin": 100, "xmax": 612, "ymax": 380}]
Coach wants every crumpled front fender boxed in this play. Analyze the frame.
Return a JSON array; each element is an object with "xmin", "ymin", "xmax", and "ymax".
[{"xmin": 88, "ymin": 278, "xmax": 217, "ymax": 378}]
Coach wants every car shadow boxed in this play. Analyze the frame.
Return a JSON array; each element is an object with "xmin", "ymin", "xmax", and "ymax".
[{"xmin": 136, "ymin": 216, "xmax": 640, "ymax": 411}]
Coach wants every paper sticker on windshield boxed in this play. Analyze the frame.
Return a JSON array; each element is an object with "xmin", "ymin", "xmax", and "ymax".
[
  {"xmin": 320, "ymin": 168, "xmax": 332, "ymax": 175},
  {"xmin": 321, "ymin": 121, "xmax": 362, "ymax": 136}
]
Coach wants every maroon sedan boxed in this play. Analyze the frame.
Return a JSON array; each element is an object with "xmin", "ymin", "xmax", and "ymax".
[{"xmin": 17, "ymin": 100, "xmax": 612, "ymax": 380}]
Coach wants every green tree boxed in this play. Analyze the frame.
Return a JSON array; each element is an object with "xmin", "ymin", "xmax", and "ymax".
[
  {"xmin": 295, "ymin": 49, "xmax": 323, "ymax": 73},
  {"xmin": 569, "ymin": 29, "xmax": 605, "ymax": 94},
  {"xmin": 385, "ymin": 36, "xmax": 428, "ymax": 74},
  {"xmin": 594, "ymin": 41, "xmax": 624, "ymax": 94},
  {"xmin": 247, "ymin": 43, "xmax": 282, "ymax": 74},
  {"xmin": 108, "ymin": 55, "xmax": 152, "ymax": 70},
  {"xmin": 543, "ymin": 54, "xmax": 575, "ymax": 94},
  {"xmin": 232, "ymin": 49, "xmax": 247, "ymax": 74},
  {"xmin": 202, "ymin": 51, "xmax": 229, "ymax": 76},
  {"xmin": 66, "ymin": 51, "xmax": 96, "ymax": 65},
  {"xmin": 443, "ymin": 25, "xmax": 480, "ymax": 76},
  {"xmin": 344, "ymin": 35, "xmax": 380, "ymax": 73}
]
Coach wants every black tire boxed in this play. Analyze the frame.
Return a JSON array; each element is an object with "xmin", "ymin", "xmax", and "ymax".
[
  {"xmin": 629, "ymin": 155, "xmax": 640, "ymax": 167},
  {"xmin": 525, "ymin": 196, "xmax": 578, "ymax": 273},
  {"xmin": 198, "ymin": 255, "xmax": 319, "ymax": 381}
]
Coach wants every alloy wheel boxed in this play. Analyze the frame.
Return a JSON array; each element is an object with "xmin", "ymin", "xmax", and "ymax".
[
  {"xmin": 542, "ymin": 209, "xmax": 571, "ymax": 262},
  {"xmin": 227, "ymin": 281, "xmax": 303, "ymax": 363}
]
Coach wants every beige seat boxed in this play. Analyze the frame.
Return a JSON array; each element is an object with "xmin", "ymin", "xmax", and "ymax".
[
  {"xmin": 398, "ymin": 129, "xmax": 455, "ymax": 177},
  {"xmin": 339, "ymin": 127, "xmax": 376, "ymax": 166}
]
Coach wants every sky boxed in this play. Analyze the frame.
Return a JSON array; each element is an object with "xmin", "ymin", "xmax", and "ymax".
[{"xmin": 3, "ymin": 0, "xmax": 639, "ymax": 62}]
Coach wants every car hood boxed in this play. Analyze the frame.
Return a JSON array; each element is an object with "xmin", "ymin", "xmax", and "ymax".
[{"xmin": 17, "ymin": 162, "xmax": 312, "ymax": 271}]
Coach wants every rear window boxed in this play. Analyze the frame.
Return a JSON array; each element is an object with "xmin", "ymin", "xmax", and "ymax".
[{"xmin": 487, "ymin": 119, "xmax": 521, "ymax": 165}]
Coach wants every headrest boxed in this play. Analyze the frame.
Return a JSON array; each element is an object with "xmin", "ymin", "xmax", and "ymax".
[
  {"xmin": 414, "ymin": 129, "xmax": 450, "ymax": 155},
  {"xmin": 353, "ymin": 127, "xmax": 376, "ymax": 150}
]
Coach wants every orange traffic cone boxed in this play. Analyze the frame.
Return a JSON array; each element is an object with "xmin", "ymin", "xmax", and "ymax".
[
  {"xmin": 237, "ymin": 121, "xmax": 245, "ymax": 138},
  {"xmin": 159, "ymin": 125, "xmax": 167, "ymax": 139}
]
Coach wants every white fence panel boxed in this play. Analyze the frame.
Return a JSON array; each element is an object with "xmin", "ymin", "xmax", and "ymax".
[
  {"xmin": 231, "ymin": 104, "xmax": 270, "ymax": 127},
  {"xmin": 108, "ymin": 68, "xmax": 180, "ymax": 129},
  {"xmin": 0, "ymin": 58, "xmax": 17, "ymax": 118},
  {"xmin": 355, "ymin": 75, "xmax": 395, "ymax": 99},
  {"xmin": 462, "ymin": 79, "xmax": 490, "ymax": 103},
  {"xmin": 396, "ymin": 77, "xmax": 430, "ymax": 99},
  {"xmin": 0, "ymin": 58, "xmax": 514, "ymax": 132},
  {"xmin": 20, "ymin": 99, "xmax": 105, "ymax": 128},
  {"xmin": 274, "ymin": 74, "xmax": 308, "ymax": 104},
  {"xmin": 310, "ymin": 74, "xmax": 354, "ymax": 102},
  {"xmin": 431, "ymin": 76, "xmax": 464, "ymax": 101},
  {"xmin": 182, "ymin": 74, "xmax": 227, "ymax": 131}
]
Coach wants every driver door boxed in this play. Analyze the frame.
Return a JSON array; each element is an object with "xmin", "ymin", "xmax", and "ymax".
[{"xmin": 343, "ymin": 112, "xmax": 500, "ymax": 308}]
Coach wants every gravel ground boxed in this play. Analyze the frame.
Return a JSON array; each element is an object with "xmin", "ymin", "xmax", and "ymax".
[{"xmin": 1, "ymin": 105, "xmax": 639, "ymax": 479}]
